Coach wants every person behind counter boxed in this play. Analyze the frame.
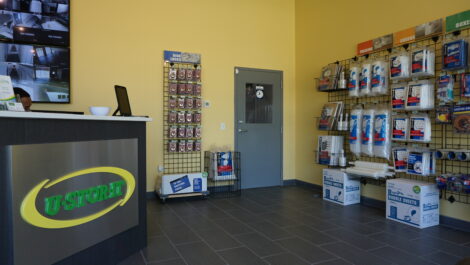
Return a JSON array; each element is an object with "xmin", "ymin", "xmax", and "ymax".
[{"xmin": 13, "ymin": 87, "xmax": 32, "ymax": 111}]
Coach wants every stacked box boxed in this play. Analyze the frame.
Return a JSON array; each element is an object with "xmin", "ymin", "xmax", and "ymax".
[
  {"xmin": 386, "ymin": 178, "xmax": 439, "ymax": 228},
  {"xmin": 322, "ymin": 169, "xmax": 360, "ymax": 205},
  {"xmin": 160, "ymin": 173, "xmax": 207, "ymax": 195}
]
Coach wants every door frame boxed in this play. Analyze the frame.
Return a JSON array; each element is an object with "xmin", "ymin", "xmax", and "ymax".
[{"xmin": 234, "ymin": 67, "xmax": 284, "ymax": 187}]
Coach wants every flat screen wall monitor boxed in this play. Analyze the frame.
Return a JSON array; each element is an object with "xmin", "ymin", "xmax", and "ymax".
[
  {"xmin": 0, "ymin": 42, "xmax": 70, "ymax": 103},
  {"xmin": 113, "ymin": 85, "xmax": 132, "ymax": 116}
]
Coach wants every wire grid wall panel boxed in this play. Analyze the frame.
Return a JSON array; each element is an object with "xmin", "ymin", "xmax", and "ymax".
[
  {"xmin": 163, "ymin": 61, "xmax": 202, "ymax": 174},
  {"xmin": 323, "ymin": 28, "xmax": 470, "ymax": 203}
]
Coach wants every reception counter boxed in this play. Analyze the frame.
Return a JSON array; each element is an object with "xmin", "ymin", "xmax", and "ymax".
[{"xmin": 0, "ymin": 112, "xmax": 151, "ymax": 265}]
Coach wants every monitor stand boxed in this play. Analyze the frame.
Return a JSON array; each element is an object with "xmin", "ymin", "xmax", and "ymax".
[{"xmin": 112, "ymin": 108, "xmax": 120, "ymax": 116}]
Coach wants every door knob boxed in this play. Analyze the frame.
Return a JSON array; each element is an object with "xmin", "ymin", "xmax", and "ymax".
[{"xmin": 238, "ymin": 129, "xmax": 248, "ymax": 133}]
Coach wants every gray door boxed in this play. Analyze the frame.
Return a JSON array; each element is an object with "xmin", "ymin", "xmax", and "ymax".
[{"xmin": 235, "ymin": 67, "xmax": 283, "ymax": 189}]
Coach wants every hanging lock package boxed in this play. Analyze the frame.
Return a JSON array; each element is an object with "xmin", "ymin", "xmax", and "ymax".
[
  {"xmin": 442, "ymin": 38, "xmax": 469, "ymax": 71},
  {"xmin": 437, "ymin": 74, "xmax": 454, "ymax": 103},
  {"xmin": 349, "ymin": 104, "xmax": 363, "ymax": 157},
  {"xmin": 411, "ymin": 46, "xmax": 435, "ymax": 77},
  {"xmin": 390, "ymin": 51, "xmax": 410, "ymax": 80},
  {"xmin": 361, "ymin": 105, "xmax": 375, "ymax": 156},
  {"xmin": 392, "ymin": 146, "xmax": 408, "ymax": 172},
  {"xmin": 360, "ymin": 61, "xmax": 372, "ymax": 96},
  {"xmin": 348, "ymin": 62, "xmax": 361, "ymax": 97},
  {"xmin": 461, "ymin": 73, "xmax": 470, "ymax": 98},
  {"xmin": 391, "ymin": 83, "xmax": 408, "ymax": 110},
  {"xmin": 406, "ymin": 80, "xmax": 434, "ymax": 110},
  {"xmin": 392, "ymin": 114, "xmax": 409, "ymax": 141},
  {"xmin": 409, "ymin": 113, "xmax": 432, "ymax": 142},
  {"xmin": 371, "ymin": 58, "xmax": 389, "ymax": 95},
  {"xmin": 373, "ymin": 104, "xmax": 391, "ymax": 159}
]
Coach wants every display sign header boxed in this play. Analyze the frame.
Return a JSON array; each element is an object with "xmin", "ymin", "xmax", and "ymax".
[
  {"xmin": 446, "ymin": 10, "xmax": 470, "ymax": 32},
  {"xmin": 394, "ymin": 27, "xmax": 416, "ymax": 46},
  {"xmin": 164, "ymin": 50, "xmax": 201, "ymax": 64}
]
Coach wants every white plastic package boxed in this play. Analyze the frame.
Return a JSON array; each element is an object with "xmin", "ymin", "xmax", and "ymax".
[
  {"xmin": 392, "ymin": 146, "xmax": 408, "ymax": 172},
  {"xmin": 373, "ymin": 104, "xmax": 391, "ymax": 159},
  {"xmin": 391, "ymin": 82, "xmax": 408, "ymax": 110},
  {"xmin": 409, "ymin": 113, "xmax": 432, "ymax": 142},
  {"xmin": 411, "ymin": 46, "xmax": 435, "ymax": 77},
  {"xmin": 348, "ymin": 63, "xmax": 360, "ymax": 97},
  {"xmin": 361, "ymin": 106, "xmax": 375, "ymax": 156},
  {"xmin": 371, "ymin": 58, "xmax": 389, "ymax": 95},
  {"xmin": 390, "ymin": 51, "xmax": 410, "ymax": 80},
  {"xmin": 349, "ymin": 104, "xmax": 363, "ymax": 157},
  {"xmin": 392, "ymin": 114, "xmax": 409, "ymax": 141},
  {"xmin": 360, "ymin": 62, "xmax": 372, "ymax": 96},
  {"xmin": 406, "ymin": 80, "xmax": 434, "ymax": 110},
  {"xmin": 407, "ymin": 148, "xmax": 432, "ymax": 176}
]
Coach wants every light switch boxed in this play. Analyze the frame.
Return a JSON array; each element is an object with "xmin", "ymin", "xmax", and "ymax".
[{"xmin": 220, "ymin": 123, "xmax": 226, "ymax": 130}]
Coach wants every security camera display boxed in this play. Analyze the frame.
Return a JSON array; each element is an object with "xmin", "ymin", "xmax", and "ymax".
[
  {"xmin": 0, "ymin": 43, "xmax": 70, "ymax": 102},
  {"xmin": 0, "ymin": 0, "xmax": 69, "ymax": 46}
]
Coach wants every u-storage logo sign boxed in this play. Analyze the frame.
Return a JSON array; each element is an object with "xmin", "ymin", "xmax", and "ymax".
[{"xmin": 21, "ymin": 167, "xmax": 135, "ymax": 229}]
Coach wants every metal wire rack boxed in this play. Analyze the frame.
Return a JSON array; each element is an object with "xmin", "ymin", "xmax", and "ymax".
[
  {"xmin": 163, "ymin": 61, "xmax": 202, "ymax": 174},
  {"xmin": 319, "ymin": 28, "xmax": 470, "ymax": 203},
  {"xmin": 204, "ymin": 151, "xmax": 241, "ymax": 198}
]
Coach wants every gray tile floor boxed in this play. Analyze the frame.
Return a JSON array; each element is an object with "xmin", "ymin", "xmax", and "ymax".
[{"xmin": 118, "ymin": 186, "xmax": 470, "ymax": 265}]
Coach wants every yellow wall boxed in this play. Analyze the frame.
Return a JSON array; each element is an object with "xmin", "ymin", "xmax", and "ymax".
[
  {"xmin": 35, "ymin": 0, "xmax": 296, "ymax": 191},
  {"xmin": 295, "ymin": 0, "xmax": 470, "ymax": 221}
]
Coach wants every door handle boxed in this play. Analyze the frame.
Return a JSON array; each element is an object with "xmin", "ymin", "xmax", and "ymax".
[{"xmin": 238, "ymin": 129, "xmax": 248, "ymax": 133}]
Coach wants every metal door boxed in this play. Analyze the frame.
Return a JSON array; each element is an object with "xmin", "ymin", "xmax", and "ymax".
[{"xmin": 235, "ymin": 67, "xmax": 283, "ymax": 189}]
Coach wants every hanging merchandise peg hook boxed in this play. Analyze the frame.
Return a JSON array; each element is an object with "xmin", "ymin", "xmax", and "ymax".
[
  {"xmin": 452, "ymin": 30, "xmax": 461, "ymax": 37},
  {"xmin": 432, "ymin": 36, "xmax": 439, "ymax": 43},
  {"xmin": 403, "ymin": 44, "xmax": 409, "ymax": 51}
]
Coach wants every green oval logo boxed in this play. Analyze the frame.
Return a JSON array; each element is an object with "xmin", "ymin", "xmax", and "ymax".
[
  {"xmin": 21, "ymin": 167, "xmax": 135, "ymax": 229},
  {"xmin": 413, "ymin": 186, "xmax": 421, "ymax": 194}
]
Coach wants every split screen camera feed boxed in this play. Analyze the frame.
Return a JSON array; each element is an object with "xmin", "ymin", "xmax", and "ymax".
[{"xmin": 0, "ymin": 0, "xmax": 70, "ymax": 103}]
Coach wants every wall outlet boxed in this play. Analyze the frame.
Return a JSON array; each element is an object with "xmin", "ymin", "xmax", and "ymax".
[
  {"xmin": 220, "ymin": 123, "xmax": 226, "ymax": 130},
  {"xmin": 158, "ymin": 165, "xmax": 164, "ymax": 172}
]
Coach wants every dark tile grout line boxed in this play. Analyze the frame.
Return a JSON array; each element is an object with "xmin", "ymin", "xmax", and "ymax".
[{"xmin": 155, "ymin": 215, "xmax": 191, "ymax": 265}]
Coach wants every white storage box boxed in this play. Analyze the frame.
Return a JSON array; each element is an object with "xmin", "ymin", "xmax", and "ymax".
[
  {"xmin": 386, "ymin": 178, "xmax": 439, "ymax": 228},
  {"xmin": 159, "ymin": 173, "xmax": 207, "ymax": 195},
  {"xmin": 322, "ymin": 169, "xmax": 361, "ymax": 205}
]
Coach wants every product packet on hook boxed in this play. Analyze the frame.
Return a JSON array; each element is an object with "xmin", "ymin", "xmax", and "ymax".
[
  {"xmin": 407, "ymin": 148, "xmax": 433, "ymax": 176},
  {"xmin": 373, "ymin": 104, "xmax": 391, "ymax": 159},
  {"xmin": 360, "ymin": 61, "xmax": 372, "ymax": 96},
  {"xmin": 406, "ymin": 80, "xmax": 434, "ymax": 110},
  {"xmin": 442, "ymin": 38, "xmax": 469, "ymax": 71},
  {"xmin": 392, "ymin": 145, "xmax": 408, "ymax": 172},
  {"xmin": 361, "ymin": 105, "xmax": 375, "ymax": 156},
  {"xmin": 437, "ymin": 74, "xmax": 454, "ymax": 103},
  {"xmin": 411, "ymin": 46, "xmax": 435, "ymax": 77},
  {"xmin": 391, "ymin": 82, "xmax": 408, "ymax": 110},
  {"xmin": 392, "ymin": 114, "xmax": 409, "ymax": 141},
  {"xmin": 390, "ymin": 51, "xmax": 410, "ymax": 80},
  {"xmin": 371, "ymin": 58, "xmax": 389, "ymax": 95},
  {"xmin": 409, "ymin": 113, "xmax": 432, "ymax": 142},
  {"xmin": 348, "ymin": 62, "xmax": 361, "ymax": 97},
  {"xmin": 349, "ymin": 104, "xmax": 363, "ymax": 157}
]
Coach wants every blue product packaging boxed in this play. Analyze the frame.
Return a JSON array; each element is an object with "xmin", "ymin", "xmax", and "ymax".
[
  {"xmin": 412, "ymin": 49, "xmax": 426, "ymax": 74},
  {"xmin": 391, "ymin": 84, "xmax": 406, "ymax": 109},
  {"xmin": 349, "ymin": 115, "xmax": 358, "ymax": 144},
  {"xmin": 362, "ymin": 115, "xmax": 372, "ymax": 145},
  {"xmin": 443, "ymin": 39, "xmax": 468, "ymax": 70},
  {"xmin": 437, "ymin": 74, "xmax": 454, "ymax": 102},
  {"xmin": 390, "ymin": 55, "xmax": 403, "ymax": 78},
  {"xmin": 407, "ymin": 152, "xmax": 424, "ymax": 175},
  {"xmin": 373, "ymin": 114, "xmax": 387, "ymax": 146},
  {"xmin": 392, "ymin": 117, "xmax": 408, "ymax": 140},
  {"xmin": 461, "ymin": 73, "xmax": 470, "ymax": 97}
]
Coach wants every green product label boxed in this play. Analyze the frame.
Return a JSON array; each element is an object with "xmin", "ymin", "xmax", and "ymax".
[
  {"xmin": 413, "ymin": 186, "xmax": 421, "ymax": 194},
  {"xmin": 446, "ymin": 10, "xmax": 470, "ymax": 32}
]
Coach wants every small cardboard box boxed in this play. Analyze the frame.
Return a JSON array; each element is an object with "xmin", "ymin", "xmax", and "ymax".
[
  {"xmin": 386, "ymin": 178, "xmax": 439, "ymax": 229},
  {"xmin": 160, "ymin": 173, "xmax": 207, "ymax": 195},
  {"xmin": 322, "ymin": 169, "xmax": 361, "ymax": 205}
]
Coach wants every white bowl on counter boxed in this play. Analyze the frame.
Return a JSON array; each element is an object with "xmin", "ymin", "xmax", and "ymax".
[{"xmin": 89, "ymin": 106, "xmax": 111, "ymax": 116}]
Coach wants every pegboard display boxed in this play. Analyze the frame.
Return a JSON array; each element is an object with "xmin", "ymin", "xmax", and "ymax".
[
  {"xmin": 163, "ymin": 53, "xmax": 203, "ymax": 174},
  {"xmin": 318, "ymin": 28, "xmax": 470, "ymax": 203}
]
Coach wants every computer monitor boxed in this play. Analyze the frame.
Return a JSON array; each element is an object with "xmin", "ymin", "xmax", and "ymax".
[{"xmin": 113, "ymin": 85, "xmax": 132, "ymax": 116}]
